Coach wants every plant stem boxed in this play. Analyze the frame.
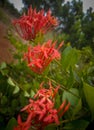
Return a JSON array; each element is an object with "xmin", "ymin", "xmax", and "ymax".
[{"xmin": 45, "ymin": 75, "xmax": 80, "ymax": 98}]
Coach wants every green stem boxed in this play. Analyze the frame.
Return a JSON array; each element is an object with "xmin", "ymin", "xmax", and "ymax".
[
  {"xmin": 45, "ymin": 75, "xmax": 80, "ymax": 98},
  {"xmin": 54, "ymin": 59, "xmax": 62, "ymax": 66}
]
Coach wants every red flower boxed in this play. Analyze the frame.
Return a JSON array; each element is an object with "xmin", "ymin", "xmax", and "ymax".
[
  {"xmin": 43, "ymin": 109, "xmax": 59, "ymax": 125},
  {"xmin": 14, "ymin": 82, "xmax": 70, "ymax": 130},
  {"xmin": 24, "ymin": 40, "xmax": 63, "ymax": 74},
  {"xmin": 13, "ymin": 6, "xmax": 58, "ymax": 40},
  {"xmin": 14, "ymin": 115, "xmax": 31, "ymax": 130},
  {"xmin": 34, "ymin": 81, "xmax": 60, "ymax": 99}
]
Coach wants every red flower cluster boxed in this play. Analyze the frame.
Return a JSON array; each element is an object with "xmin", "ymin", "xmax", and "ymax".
[
  {"xmin": 13, "ymin": 6, "xmax": 58, "ymax": 40},
  {"xmin": 14, "ymin": 82, "xmax": 70, "ymax": 130},
  {"xmin": 24, "ymin": 40, "xmax": 63, "ymax": 74},
  {"xmin": 13, "ymin": 5, "xmax": 69, "ymax": 130}
]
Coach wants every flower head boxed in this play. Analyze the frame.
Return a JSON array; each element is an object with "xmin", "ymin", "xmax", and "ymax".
[
  {"xmin": 13, "ymin": 6, "xmax": 58, "ymax": 41},
  {"xmin": 14, "ymin": 82, "xmax": 70, "ymax": 130},
  {"xmin": 34, "ymin": 81, "xmax": 60, "ymax": 99},
  {"xmin": 24, "ymin": 40, "xmax": 63, "ymax": 74}
]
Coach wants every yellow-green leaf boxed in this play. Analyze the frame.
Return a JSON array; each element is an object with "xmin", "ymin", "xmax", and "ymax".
[
  {"xmin": 7, "ymin": 77, "xmax": 15, "ymax": 86},
  {"xmin": 13, "ymin": 85, "xmax": 20, "ymax": 94}
]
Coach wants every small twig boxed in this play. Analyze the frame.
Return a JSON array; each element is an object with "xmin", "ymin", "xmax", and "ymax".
[{"xmin": 45, "ymin": 76, "xmax": 80, "ymax": 98}]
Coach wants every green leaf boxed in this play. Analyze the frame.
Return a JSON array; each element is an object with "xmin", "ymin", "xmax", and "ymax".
[
  {"xmin": 1, "ymin": 96, "xmax": 8, "ymax": 105},
  {"xmin": 7, "ymin": 77, "xmax": 15, "ymax": 86},
  {"xmin": 6, "ymin": 117, "xmax": 17, "ymax": 130},
  {"xmin": 30, "ymin": 90, "xmax": 35, "ymax": 98},
  {"xmin": 0, "ymin": 62, "xmax": 7, "ymax": 70},
  {"xmin": 73, "ymin": 70, "xmax": 82, "ymax": 84},
  {"xmin": 61, "ymin": 46, "xmax": 79, "ymax": 71},
  {"xmin": 83, "ymin": 82, "xmax": 94, "ymax": 120},
  {"xmin": 23, "ymin": 83, "xmax": 31, "ymax": 91},
  {"xmin": 66, "ymin": 67, "xmax": 74, "ymax": 88},
  {"xmin": 7, "ymin": 77, "xmax": 20, "ymax": 94},
  {"xmin": 33, "ymin": 80, "xmax": 40, "ymax": 90},
  {"xmin": 62, "ymin": 88, "xmax": 82, "ymax": 118},
  {"xmin": 63, "ymin": 120, "xmax": 89, "ymax": 130},
  {"xmin": 13, "ymin": 85, "xmax": 20, "ymax": 94},
  {"xmin": 62, "ymin": 88, "xmax": 79, "ymax": 107},
  {"xmin": 11, "ymin": 99, "xmax": 18, "ymax": 108},
  {"xmin": 72, "ymin": 98, "xmax": 82, "ymax": 117},
  {"xmin": 24, "ymin": 91, "xmax": 30, "ymax": 97}
]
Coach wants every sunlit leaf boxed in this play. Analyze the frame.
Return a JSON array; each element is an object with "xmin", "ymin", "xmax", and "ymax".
[
  {"xmin": 30, "ymin": 90, "xmax": 35, "ymax": 98},
  {"xmin": 7, "ymin": 77, "xmax": 15, "ymax": 86},
  {"xmin": 24, "ymin": 91, "xmax": 30, "ymax": 97},
  {"xmin": 13, "ymin": 85, "xmax": 20, "ymax": 94}
]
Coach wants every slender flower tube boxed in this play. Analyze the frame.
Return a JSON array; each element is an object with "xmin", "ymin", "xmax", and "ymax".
[
  {"xmin": 24, "ymin": 40, "xmax": 63, "ymax": 74},
  {"xmin": 13, "ymin": 6, "xmax": 58, "ymax": 41}
]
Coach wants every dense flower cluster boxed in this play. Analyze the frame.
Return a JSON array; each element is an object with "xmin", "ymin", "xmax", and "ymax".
[
  {"xmin": 14, "ymin": 82, "xmax": 70, "ymax": 130},
  {"xmin": 24, "ymin": 40, "xmax": 63, "ymax": 74},
  {"xmin": 13, "ymin": 6, "xmax": 58, "ymax": 40}
]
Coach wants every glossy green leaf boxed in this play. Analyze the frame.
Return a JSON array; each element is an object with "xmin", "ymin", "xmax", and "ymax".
[{"xmin": 83, "ymin": 82, "xmax": 94, "ymax": 119}]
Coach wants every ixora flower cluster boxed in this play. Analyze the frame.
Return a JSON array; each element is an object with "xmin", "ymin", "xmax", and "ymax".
[
  {"xmin": 14, "ymin": 82, "xmax": 70, "ymax": 130},
  {"xmin": 13, "ymin": 6, "xmax": 70, "ymax": 130},
  {"xmin": 13, "ymin": 6, "xmax": 58, "ymax": 40},
  {"xmin": 24, "ymin": 40, "xmax": 63, "ymax": 74}
]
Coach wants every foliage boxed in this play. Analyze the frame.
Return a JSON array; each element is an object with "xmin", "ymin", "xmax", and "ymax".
[
  {"xmin": 0, "ymin": 29, "xmax": 94, "ymax": 129},
  {"xmin": 0, "ymin": 1, "xmax": 94, "ymax": 130}
]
